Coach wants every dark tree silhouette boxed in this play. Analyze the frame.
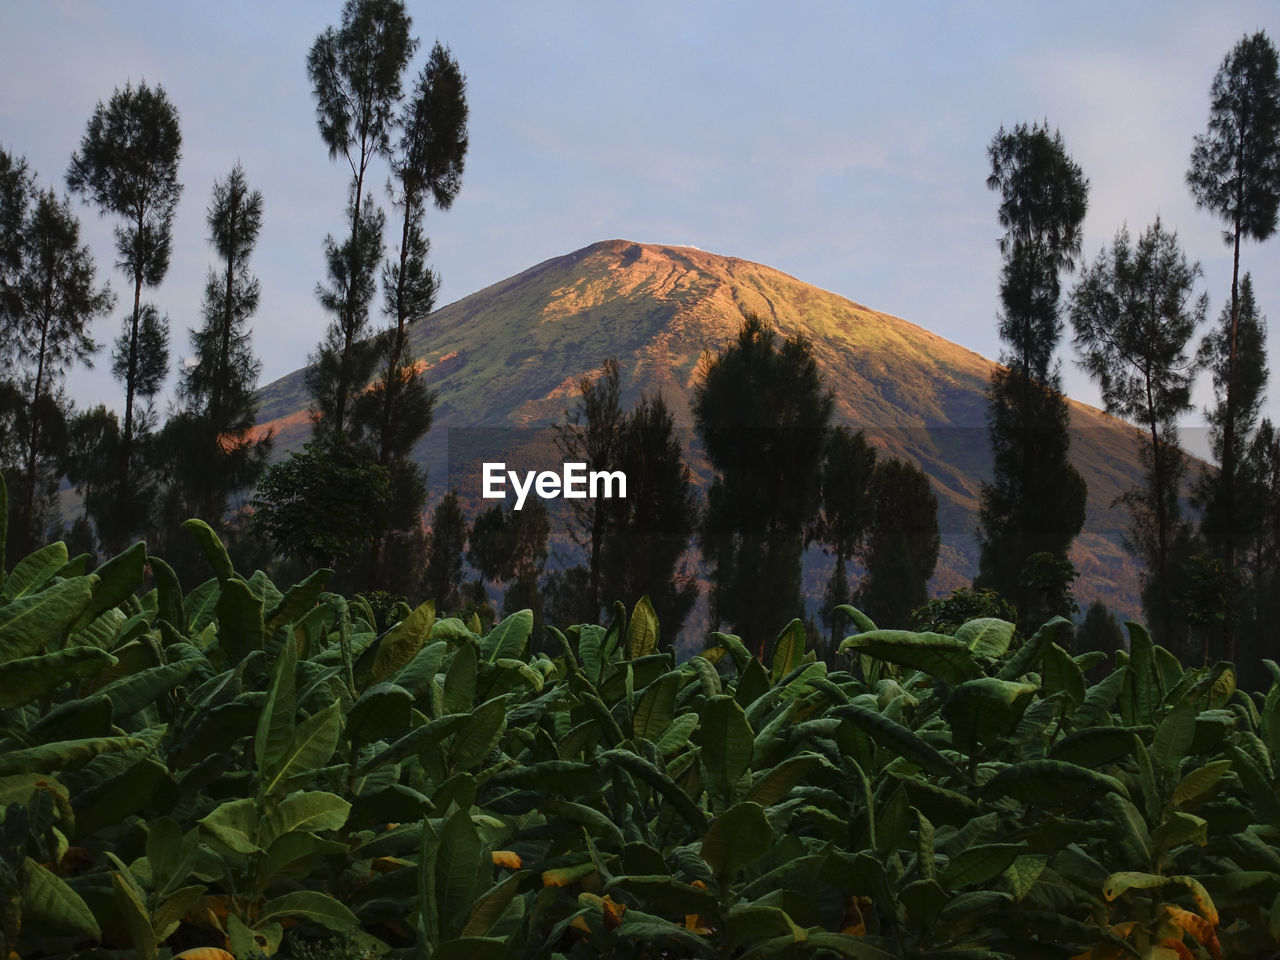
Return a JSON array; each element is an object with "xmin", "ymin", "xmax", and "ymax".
[
  {"xmin": 66, "ymin": 80, "xmax": 181, "ymax": 546},
  {"xmin": 811, "ymin": 425, "xmax": 876, "ymax": 655},
  {"xmin": 694, "ymin": 313, "xmax": 832, "ymax": 655},
  {"xmin": 857, "ymin": 457, "xmax": 939, "ymax": 629}
]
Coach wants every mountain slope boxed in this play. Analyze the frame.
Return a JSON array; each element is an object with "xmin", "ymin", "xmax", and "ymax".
[{"xmin": 255, "ymin": 239, "xmax": 1147, "ymax": 616}]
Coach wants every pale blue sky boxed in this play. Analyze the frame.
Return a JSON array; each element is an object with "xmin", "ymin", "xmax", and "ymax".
[{"xmin": 2, "ymin": 1, "xmax": 1278, "ymax": 444}]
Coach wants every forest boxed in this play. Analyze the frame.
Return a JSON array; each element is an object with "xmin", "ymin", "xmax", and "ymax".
[{"xmin": 3, "ymin": 1, "xmax": 1280, "ymax": 956}]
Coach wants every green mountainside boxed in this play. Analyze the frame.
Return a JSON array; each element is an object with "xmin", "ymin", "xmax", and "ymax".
[{"xmin": 255, "ymin": 239, "xmax": 1148, "ymax": 617}]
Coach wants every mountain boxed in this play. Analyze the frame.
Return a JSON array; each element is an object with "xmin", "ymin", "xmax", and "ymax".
[{"xmin": 254, "ymin": 239, "xmax": 1148, "ymax": 618}]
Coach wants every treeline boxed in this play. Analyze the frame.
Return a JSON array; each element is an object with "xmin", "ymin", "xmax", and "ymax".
[
  {"xmin": 2, "ymin": 14, "xmax": 1279, "ymax": 677},
  {"xmin": 970, "ymin": 31, "xmax": 1280, "ymax": 687}
]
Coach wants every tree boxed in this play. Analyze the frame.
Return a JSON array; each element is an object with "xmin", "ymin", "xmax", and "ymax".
[
  {"xmin": 694, "ymin": 313, "xmax": 833, "ymax": 655},
  {"xmin": 306, "ymin": 0, "xmax": 415, "ymax": 438},
  {"xmin": 422, "ymin": 489, "xmax": 467, "ymax": 612},
  {"xmin": 856, "ymin": 457, "xmax": 939, "ymax": 629},
  {"xmin": 0, "ymin": 167, "xmax": 112, "ymax": 557},
  {"xmin": 1236, "ymin": 419, "xmax": 1280, "ymax": 682},
  {"xmin": 62, "ymin": 404, "xmax": 121, "ymax": 557},
  {"xmin": 600, "ymin": 391, "xmax": 701, "ymax": 644},
  {"xmin": 810, "ymin": 425, "xmax": 876, "ymax": 656},
  {"xmin": 66, "ymin": 80, "xmax": 181, "ymax": 545},
  {"xmin": 252, "ymin": 434, "xmax": 391, "ymax": 580},
  {"xmin": 976, "ymin": 123, "xmax": 1089, "ymax": 620},
  {"xmin": 1187, "ymin": 31, "xmax": 1280, "ymax": 655},
  {"xmin": 555, "ymin": 358, "xmax": 624, "ymax": 616},
  {"xmin": 166, "ymin": 165, "xmax": 270, "ymax": 526},
  {"xmin": 1069, "ymin": 220, "xmax": 1206, "ymax": 648}
]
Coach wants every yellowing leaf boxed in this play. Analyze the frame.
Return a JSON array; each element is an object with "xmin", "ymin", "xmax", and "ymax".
[{"xmin": 491, "ymin": 850, "xmax": 522, "ymax": 869}]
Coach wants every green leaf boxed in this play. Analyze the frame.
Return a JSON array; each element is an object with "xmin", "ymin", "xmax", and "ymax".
[
  {"xmin": 200, "ymin": 797, "xmax": 262, "ymax": 853},
  {"xmin": 1153, "ymin": 700, "xmax": 1196, "ymax": 773},
  {"xmin": 834, "ymin": 604, "xmax": 877, "ymax": 635},
  {"xmin": 1073, "ymin": 665, "xmax": 1127, "ymax": 729},
  {"xmin": 771, "ymin": 618, "xmax": 805, "ymax": 685},
  {"xmin": 449, "ymin": 695, "xmax": 507, "ymax": 771},
  {"xmin": 633, "ymin": 671, "xmax": 679, "ymax": 742},
  {"xmin": 840, "ymin": 629, "xmax": 982, "ymax": 685},
  {"xmin": 1041, "ymin": 641, "xmax": 1085, "ymax": 705},
  {"xmin": 696, "ymin": 695, "xmax": 754, "ymax": 810},
  {"xmin": 940, "ymin": 843, "xmax": 1025, "ymax": 890},
  {"xmin": 73, "ymin": 756, "xmax": 172, "ymax": 840},
  {"xmin": 627, "ymin": 595, "xmax": 659, "ymax": 659},
  {"xmin": 0, "ymin": 734, "xmax": 145, "ymax": 776},
  {"xmin": 0, "ymin": 645, "xmax": 117, "ymax": 707},
  {"xmin": 347, "ymin": 682, "xmax": 413, "ymax": 745},
  {"xmin": 71, "ymin": 542, "xmax": 146, "ymax": 633},
  {"xmin": 654, "ymin": 712, "xmax": 698, "ymax": 757},
  {"xmin": 2, "ymin": 541, "xmax": 68, "ymax": 601},
  {"xmin": 996, "ymin": 616, "xmax": 1070, "ymax": 681},
  {"xmin": 257, "ymin": 890, "xmax": 358, "ymax": 932},
  {"xmin": 0, "ymin": 574, "xmax": 97, "ymax": 665},
  {"xmin": 96, "ymin": 660, "xmax": 199, "ymax": 721},
  {"xmin": 216, "ymin": 577, "xmax": 265, "ymax": 663},
  {"xmin": 21, "ymin": 856, "xmax": 101, "ymax": 941},
  {"xmin": 1124, "ymin": 620, "xmax": 1159, "ymax": 725},
  {"xmin": 362, "ymin": 713, "xmax": 470, "ymax": 773},
  {"xmin": 834, "ymin": 702, "xmax": 965, "ymax": 780},
  {"xmin": 370, "ymin": 599, "xmax": 435, "ymax": 684},
  {"xmin": 1172, "ymin": 759, "xmax": 1232, "ymax": 807},
  {"xmin": 256, "ymin": 633, "xmax": 298, "ymax": 789},
  {"xmin": 982, "ymin": 759, "xmax": 1129, "ymax": 806},
  {"xmin": 943, "ymin": 678, "xmax": 1037, "ymax": 753},
  {"xmin": 148, "ymin": 554, "xmax": 184, "ymax": 630},
  {"xmin": 111, "ymin": 866, "xmax": 158, "ymax": 959},
  {"xmin": 261, "ymin": 700, "xmax": 342, "ymax": 798},
  {"xmin": 700, "ymin": 801, "xmax": 774, "ymax": 886},
  {"xmin": 483, "ymin": 608, "xmax": 532, "ymax": 663},
  {"xmin": 1048, "ymin": 726, "xmax": 1150, "ymax": 768},
  {"xmin": 956, "ymin": 617, "xmax": 1015, "ymax": 658},
  {"xmin": 600, "ymin": 748, "xmax": 706, "ymax": 833},
  {"xmin": 183, "ymin": 518, "xmax": 235, "ymax": 581},
  {"xmin": 436, "ymin": 807, "xmax": 483, "ymax": 940},
  {"xmin": 746, "ymin": 754, "xmax": 825, "ymax": 808},
  {"xmin": 1151, "ymin": 811, "xmax": 1208, "ymax": 854},
  {"xmin": 265, "ymin": 567, "xmax": 333, "ymax": 634},
  {"xmin": 267, "ymin": 791, "xmax": 351, "ymax": 841},
  {"xmin": 444, "ymin": 641, "xmax": 478, "ymax": 713}
]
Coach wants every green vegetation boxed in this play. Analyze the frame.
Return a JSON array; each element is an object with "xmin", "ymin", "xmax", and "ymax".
[{"xmin": 6, "ymin": 478, "xmax": 1280, "ymax": 958}]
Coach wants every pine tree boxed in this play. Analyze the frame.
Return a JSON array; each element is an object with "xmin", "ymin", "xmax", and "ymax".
[
  {"xmin": 811, "ymin": 425, "xmax": 876, "ymax": 656},
  {"xmin": 694, "ymin": 313, "xmax": 833, "ymax": 655},
  {"xmin": 0, "ymin": 154, "xmax": 112, "ymax": 556},
  {"xmin": 976, "ymin": 123, "xmax": 1089, "ymax": 622},
  {"xmin": 165, "ymin": 165, "xmax": 270, "ymax": 528},
  {"xmin": 1187, "ymin": 31, "xmax": 1280, "ymax": 658},
  {"xmin": 857, "ymin": 457, "xmax": 940, "ymax": 629},
  {"xmin": 1069, "ymin": 220, "xmax": 1206, "ymax": 650},
  {"xmin": 66, "ymin": 81, "xmax": 181, "ymax": 547},
  {"xmin": 306, "ymin": 0, "xmax": 414, "ymax": 439}
]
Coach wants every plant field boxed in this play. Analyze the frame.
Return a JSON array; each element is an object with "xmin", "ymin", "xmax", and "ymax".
[{"xmin": 3, "ymin": 515, "xmax": 1280, "ymax": 959}]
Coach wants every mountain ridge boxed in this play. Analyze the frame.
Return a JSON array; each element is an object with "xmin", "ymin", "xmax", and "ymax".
[{"xmin": 254, "ymin": 238, "xmax": 1147, "ymax": 618}]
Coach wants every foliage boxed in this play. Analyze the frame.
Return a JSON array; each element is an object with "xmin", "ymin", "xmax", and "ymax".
[
  {"xmin": 1070, "ymin": 219, "xmax": 1206, "ymax": 651},
  {"xmin": 65, "ymin": 80, "xmax": 182, "ymax": 549},
  {"xmin": 423, "ymin": 490, "xmax": 468, "ymax": 613},
  {"xmin": 978, "ymin": 123, "xmax": 1089, "ymax": 624},
  {"xmin": 7, "ymin": 499, "xmax": 1280, "ymax": 958},
  {"xmin": 695, "ymin": 313, "xmax": 833, "ymax": 656},
  {"xmin": 600, "ymin": 390, "xmax": 700, "ymax": 645},
  {"xmin": 0, "ymin": 160, "xmax": 113, "ymax": 557},
  {"xmin": 812, "ymin": 425, "xmax": 876, "ymax": 655},
  {"xmin": 1187, "ymin": 30, "xmax": 1280, "ymax": 656},
  {"xmin": 855, "ymin": 457, "xmax": 939, "ymax": 630}
]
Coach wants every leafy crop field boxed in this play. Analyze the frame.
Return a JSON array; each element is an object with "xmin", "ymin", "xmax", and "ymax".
[{"xmin": 2, "ymin": 516, "xmax": 1277, "ymax": 959}]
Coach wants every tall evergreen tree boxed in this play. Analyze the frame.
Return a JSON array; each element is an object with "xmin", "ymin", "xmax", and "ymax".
[
  {"xmin": 600, "ymin": 391, "xmax": 700, "ymax": 643},
  {"xmin": 306, "ymin": 0, "xmax": 414, "ymax": 438},
  {"xmin": 694, "ymin": 313, "xmax": 833, "ymax": 655},
  {"xmin": 1187, "ymin": 31, "xmax": 1280, "ymax": 657},
  {"xmin": 555, "ymin": 357, "xmax": 624, "ymax": 616},
  {"xmin": 165, "ymin": 165, "xmax": 270, "ymax": 528},
  {"xmin": 857, "ymin": 457, "xmax": 939, "ymax": 629},
  {"xmin": 976, "ymin": 123, "xmax": 1089, "ymax": 622},
  {"xmin": 4, "ymin": 187, "xmax": 113, "ymax": 556},
  {"xmin": 66, "ymin": 80, "xmax": 181, "ymax": 547},
  {"xmin": 810, "ymin": 425, "xmax": 876, "ymax": 655},
  {"xmin": 1069, "ymin": 220, "xmax": 1206, "ymax": 650}
]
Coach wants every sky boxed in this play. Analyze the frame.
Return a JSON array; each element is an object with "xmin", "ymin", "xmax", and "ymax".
[{"xmin": 2, "ymin": 1, "xmax": 1279, "ymax": 452}]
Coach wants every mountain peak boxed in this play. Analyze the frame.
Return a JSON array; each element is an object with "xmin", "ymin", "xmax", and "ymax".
[{"xmin": 255, "ymin": 239, "xmax": 1147, "ymax": 616}]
